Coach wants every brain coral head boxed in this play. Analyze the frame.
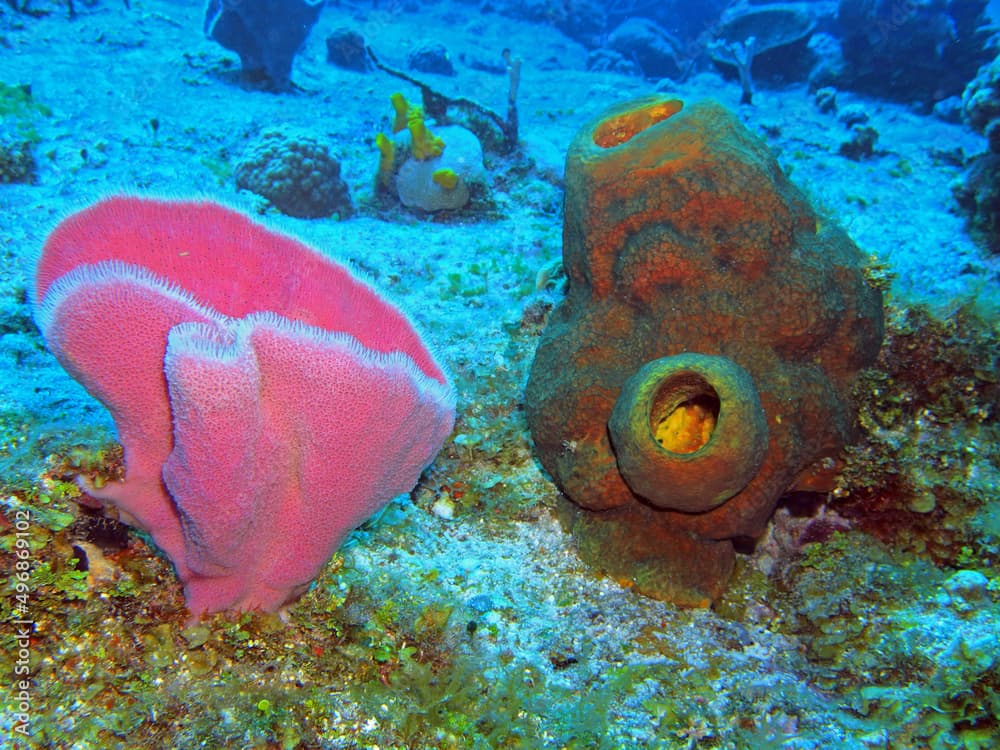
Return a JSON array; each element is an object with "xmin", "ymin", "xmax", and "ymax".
[{"xmin": 235, "ymin": 129, "xmax": 354, "ymax": 219}]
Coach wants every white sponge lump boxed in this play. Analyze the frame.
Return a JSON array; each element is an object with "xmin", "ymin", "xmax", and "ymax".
[{"xmin": 395, "ymin": 125, "xmax": 486, "ymax": 212}]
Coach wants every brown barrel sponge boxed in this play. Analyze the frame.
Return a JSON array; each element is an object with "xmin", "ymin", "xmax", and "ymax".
[{"xmin": 525, "ymin": 95, "xmax": 884, "ymax": 605}]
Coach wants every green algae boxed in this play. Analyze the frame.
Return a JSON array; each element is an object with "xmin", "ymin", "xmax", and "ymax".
[
  {"xmin": 768, "ymin": 531, "xmax": 999, "ymax": 747},
  {"xmin": 0, "ymin": 81, "xmax": 50, "ymax": 139},
  {"xmin": 835, "ymin": 302, "xmax": 1000, "ymax": 565},
  {"xmin": 0, "ymin": 80, "xmax": 49, "ymax": 183}
]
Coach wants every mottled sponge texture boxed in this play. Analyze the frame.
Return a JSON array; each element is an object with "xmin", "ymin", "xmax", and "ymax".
[
  {"xmin": 34, "ymin": 197, "xmax": 455, "ymax": 617},
  {"xmin": 525, "ymin": 96, "xmax": 883, "ymax": 606}
]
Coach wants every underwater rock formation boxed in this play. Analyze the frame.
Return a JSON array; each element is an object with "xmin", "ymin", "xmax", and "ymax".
[
  {"xmin": 956, "ymin": 54, "xmax": 1000, "ymax": 253},
  {"xmin": 836, "ymin": 0, "xmax": 991, "ymax": 104},
  {"xmin": 204, "ymin": 0, "xmax": 325, "ymax": 90},
  {"xmin": 606, "ymin": 18, "xmax": 683, "ymax": 80},
  {"xmin": 34, "ymin": 197, "xmax": 455, "ymax": 617},
  {"xmin": 953, "ymin": 153, "xmax": 1000, "ymax": 254},
  {"xmin": 964, "ymin": 53, "xmax": 1000, "ymax": 141},
  {"xmin": 326, "ymin": 27, "xmax": 370, "ymax": 72},
  {"xmin": 407, "ymin": 41, "xmax": 456, "ymax": 77},
  {"xmin": 0, "ymin": 136, "xmax": 35, "ymax": 184},
  {"xmin": 525, "ymin": 96, "xmax": 884, "ymax": 606}
]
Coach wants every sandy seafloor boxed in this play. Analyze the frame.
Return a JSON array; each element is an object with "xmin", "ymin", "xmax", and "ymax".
[{"xmin": 1, "ymin": 1, "xmax": 1000, "ymax": 749}]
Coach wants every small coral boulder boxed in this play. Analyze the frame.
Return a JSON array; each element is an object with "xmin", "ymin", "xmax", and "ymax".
[{"xmin": 235, "ymin": 129, "xmax": 353, "ymax": 219}]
